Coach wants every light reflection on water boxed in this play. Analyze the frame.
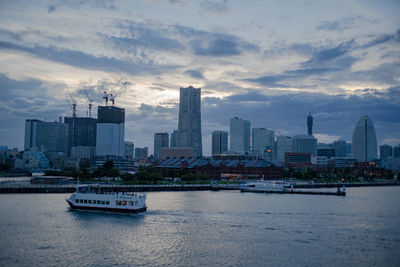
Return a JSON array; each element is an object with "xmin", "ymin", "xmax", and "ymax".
[{"xmin": 0, "ymin": 187, "xmax": 400, "ymax": 266}]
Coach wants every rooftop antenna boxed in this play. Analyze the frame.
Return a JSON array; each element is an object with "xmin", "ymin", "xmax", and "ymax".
[
  {"xmin": 103, "ymin": 91, "xmax": 108, "ymax": 106},
  {"xmin": 84, "ymin": 88, "xmax": 93, "ymax": 118}
]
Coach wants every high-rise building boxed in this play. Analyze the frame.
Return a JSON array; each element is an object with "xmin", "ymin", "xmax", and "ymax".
[
  {"xmin": 154, "ymin": 133, "xmax": 169, "ymax": 160},
  {"xmin": 333, "ymin": 140, "xmax": 346, "ymax": 157},
  {"xmin": 177, "ymin": 86, "xmax": 202, "ymax": 157},
  {"xmin": 307, "ymin": 113, "xmax": 313, "ymax": 135},
  {"xmin": 394, "ymin": 145, "xmax": 400, "ymax": 158},
  {"xmin": 252, "ymin": 128, "xmax": 275, "ymax": 155},
  {"xmin": 276, "ymin": 136, "xmax": 292, "ymax": 163},
  {"xmin": 379, "ymin": 145, "xmax": 392, "ymax": 161},
  {"xmin": 64, "ymin": 117, "xmax": 97, "ymax": 157},
  {"xmin": 170, "ymin": 130, "xmax": 179, "ymax": 148},
  {"xmin": 212, "ymin": 131, "xmax": 228, "ymax": 155},
  {"xmin": 124, "ymin": 141, "xmax": 134, "ymax": 161},
  {"xmin": 292, "ymin": 135, "xmax": 317, "ymax": 156},
  {"xmin": 24, "ymin": 119, "xmax": 69, "ymax": 155},
  {"xmin": 352, "ymin": 115, "xmax": 377, "ymax": 162},
  {"xmin": 317, "ymin": 148, "xmax": 335, "ymax": 158},
  {"xmin": 230, "ymin": 117, "xmax": 251, "ymax": 154},
  {"xmin": 135, "ymin": 147, "xmax": 148, "ymax": 160},
  {"xmin": 96, "ymin": 106, "xmax": 125, "ymax": 158}
]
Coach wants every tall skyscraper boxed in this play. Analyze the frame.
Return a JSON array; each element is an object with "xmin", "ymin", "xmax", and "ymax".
[
  {"xmin": 292, "ymin": 135, "xmax": 317, "ymax": 156},
  {"xmin": 177, "ymin": 86, "xmax": 202, "ymax": 157},
  {"xmin": 352, "ymin": 115, "xmax": 377, "ymax": 162},
  {"xmin": 252, "ymin": 128, "xmax": 275, "ymax": 155},
  {"xmin": 64, "ymin": 117, "xmax": 97, "ymax": 156},
  {"xmin": 96, "ymin": 106, "xmax": 125, "ymax": 158},
  {"xmin": 212, "ymin": 131, "xmax": 228, "ymax": 155},
  {"xmin": 307, "ymin": 113, "xmax": 313, "ymax": 136},
  {"xmin": 230, "ymin": 117, "xmax": 251, "ymax": 154},
  {"xmin": 24, "ymin": 119, "xmax": 69, "ymax": 155},
  {"xmin": 394, "ymin": 145, "xmax": 400, "ymax": 158},
  {"xmin": 170, "ymin": 130, "xmax": 179, "ymax": 148},
  {"xmin": 333, "ymin": 140, "xmax": 346, "ymax": 157},
  {"xmin": 154, "ymin": 133, "xmax": 169, "ymax": 160},
  {"xmin": 276, "ymin": 136, "xmax": 292, "ymax": 163},
  {"xmin": 380, "ymin": 145, "xmax": 393, "ymax": 161}
]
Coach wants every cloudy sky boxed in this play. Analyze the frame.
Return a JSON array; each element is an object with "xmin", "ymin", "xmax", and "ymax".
[{"xmin": 0, "ymin": 0, "xmax": 399, "ymax": 156}]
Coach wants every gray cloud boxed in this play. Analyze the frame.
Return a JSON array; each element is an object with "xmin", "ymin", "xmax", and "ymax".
[
  {"xmin": 362, "ymin": 29, "xmax": 400, "ymax": 49},
  {"xmin": 0, "ymin": 41, "xmax": 177, "ymax": 76},
  {"xmin": 200, "ymin": 0, "xmax": 229, "ymax": 13},
  {"xmin": 185, "ymin": 69, "xmax": 204, "ymax": 79},
  {"xmin": 316, "ymin": 16, "xmax": 376, "ymax": 31}
]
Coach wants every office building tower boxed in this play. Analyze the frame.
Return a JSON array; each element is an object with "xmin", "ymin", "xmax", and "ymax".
[
  {"xmin": 333, "ymin": 140, "xmax": 346, "ymax": 157},
  {"xmin": 212, "ymin": 131, "xmax": 228, "ymax": 155},
  {"xmin": 170, "ymin": 130, "xmax": 179, "ymax": 148},
  {"xmin": 230, "ymin": 117, "xmax": 250, "ymax": 154},
  {"xmin": 292, "ymin": 135, "xmax": 317, "ymax": 156},
  {"xmin": 379, "ymin": 145, "xmax": 392, "ymax": 161},
  {"xmin": 135, "ymin": 147, "xmax": 148, "ymax": 160},
  {"xmin": 24, "ymin": 119, "xmax": 69, "ymax": 155},
  {"xmin": 124, "ymin": 141, "xmax": 134, "ymax": 161},
  {"xmin": 394, "ymin": 145, "xmax": 400, "ymax": 158},
  {"xmin": 177, "ymin": 86, "xmax": 202, "ymax": 157},
  {"xmin": 307, "ymin": 113, "xmax": 313, "ymax": 136},
  {"xmin": 154, "ymin": 133, "xmax": 169, "ymax": 160},
  {"xmin": 96, "ymin": 106, "xmax": 125, "ymax": 158},
  {"xmin": 276, "ymin": 136, "xmax": 292, "ymax": 163},
  {"xmin": 64, "ymin": 117, "xmax": 97, "ymax": 157},
  {"xmin": 352, "ymin": 115, "xmax": 377, "ymax": 162},
  {"xmin": 252, "ymin": 128, "xmax": 275, "ymax": 155}
]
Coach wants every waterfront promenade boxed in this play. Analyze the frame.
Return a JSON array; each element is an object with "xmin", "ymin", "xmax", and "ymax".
[{"xmin": 0, "ymin": 181, "xmax": 399, "ymax": 193}]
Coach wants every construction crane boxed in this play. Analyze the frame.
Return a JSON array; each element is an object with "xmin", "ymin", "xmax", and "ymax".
[
  {"xmin": 84, "ymin": 88, "xmax": 93, "ymax": 118},
  {"xmin": 67, "ymin": 93, "xmax": 77, "ymax": 117}
]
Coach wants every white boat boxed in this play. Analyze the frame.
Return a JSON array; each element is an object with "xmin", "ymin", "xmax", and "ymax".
[
  {"xmin": 66, "ymin": 185, "xmax": 146, "ymax": 214},
  {"xmin": 240, "ymin": 180, "xmax": 290, "ymax": 193}
]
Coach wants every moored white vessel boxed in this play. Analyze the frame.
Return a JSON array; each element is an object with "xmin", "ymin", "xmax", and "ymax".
[
  {"xmin": 66, "ymin": 185, "xmax": 146, "ymax": 213},
  {"xmin": 240, "ymin": 180, "xmax": 290, "ymax": 193}
]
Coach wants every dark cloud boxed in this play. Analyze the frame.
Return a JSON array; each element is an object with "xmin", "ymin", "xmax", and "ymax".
[
  {"xmin": 202, "ymin": 87, "xmax": 400, "ymax": 144},
  {"xmin": 362, "ymin": 29, "xmax": 400, "ymax": 48},
  {"xmin": 47, "ymin": 5, "xmax": 56, "ymax": 12},
  {"xmin": 200, "ymin": 0, "xmax": 229, "ymax": 13},
  {"xmin": 185, "ymin": 69, "xmax": 204, "ymax": 79},
  {"xmin": 0, "ymin": 41, "xmax": 177, "ymax": 75},
  {"xmin": 316, "ymin": 16, "xmax": 375, "ymax": 31}
]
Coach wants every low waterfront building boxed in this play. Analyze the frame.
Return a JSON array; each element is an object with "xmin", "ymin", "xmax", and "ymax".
[
  {"xmin": 161, "ymin": 147, "xmax": 195, "ymax": 160},
  {"xmin": 285, "ymin": 152, "xmax": 311, "ymax": 168},
  {"xmin": 156, "ymin": 158, "xmax": 282, "ymax": 179}
]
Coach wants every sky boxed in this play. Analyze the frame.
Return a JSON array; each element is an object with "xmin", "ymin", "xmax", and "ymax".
[{"xmin": 0, "ymin": 0, "xmax": 399, "ymax": 156}]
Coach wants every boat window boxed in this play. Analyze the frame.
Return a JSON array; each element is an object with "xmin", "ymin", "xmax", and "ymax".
[
  {"xmin": 134, "ymin": 201, "xmax": 138, "ymax": 206},
  {"xmin": 106, "ymin": 201, "xmax": 110, "ymax": 205},
  {"xmin": 247, "ymin": 185, "xmax": 255, "ymax": 187},
  {"xmin": 97, "ymin": 200, "xmax": 100, "ymax": 204},
  {"xmin": 75, "ymin": 199, "xmax": 79, "ymax": 203},
  {"xmin": 101, "ymin": 201, "xmax": 105, "ymax": 205},
  {"xmin": 116, "ymin": 200, "xmax": 121, "ymax": 205},
  {"xmin": 122, "ymin": 201, "xmax": 127, "ymax": 206},
  {"xmin": 84, "ymin": 200, "xmax": 87, "ymax": 203},
  {"xmin": 80, "ymin": 199, "xmax": 83, "ymax": 203},
  {"xmin": 128, "ymin": 201, "xmax": 133, "ymax": 206}
]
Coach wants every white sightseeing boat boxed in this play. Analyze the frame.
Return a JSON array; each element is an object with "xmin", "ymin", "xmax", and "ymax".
[
  {"xmin": 66, "ymin": 185, "xmax": 146, "ymax": 214},
  {"xmin": 240, "ymin": 180, "xmax": 291, "ymax": 193}
]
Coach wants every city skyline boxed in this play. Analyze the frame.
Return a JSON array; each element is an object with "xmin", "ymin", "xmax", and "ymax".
[{"xmin": 0, "ymin": 0, "xmax": 399, "ymax": 156}]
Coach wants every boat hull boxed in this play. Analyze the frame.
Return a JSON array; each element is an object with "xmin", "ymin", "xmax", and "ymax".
[{"xmin": 66, "ymin": 199, "xmax": 147, "ymax": 214}]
